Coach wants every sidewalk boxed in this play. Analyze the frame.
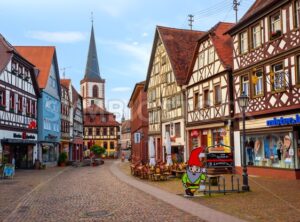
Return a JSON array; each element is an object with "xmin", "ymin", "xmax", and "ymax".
[
  {"xmin": 110, "ymin": 161, "xmax": 245, "ymax": 222},
  {"xmin": 116, "ymin": 161, "xmax": 300, "ymax": 222}
]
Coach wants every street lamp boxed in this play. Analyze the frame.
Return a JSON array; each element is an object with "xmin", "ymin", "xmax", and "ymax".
[{"xmin": 238, "ymin": 91, "xmax": 250, "ymax": 191}]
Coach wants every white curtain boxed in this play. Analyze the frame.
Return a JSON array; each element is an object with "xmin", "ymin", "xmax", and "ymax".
[
  {"xmin": 149, "ymin": 137, "xmax": 156, "ymax": 166},
  {"xmin": 165, "ymin": 132, "xmax": 173, "ymax": 166}
]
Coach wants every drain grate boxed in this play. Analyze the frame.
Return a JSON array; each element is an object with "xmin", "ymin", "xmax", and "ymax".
[{"xmin": 84, "ymin": 210, "xmax": 111, "ymax": 218}]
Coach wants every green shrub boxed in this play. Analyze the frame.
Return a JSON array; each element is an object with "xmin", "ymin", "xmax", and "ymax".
[
  {"xmin": 58, "ymin": 152, "xmax": 67, "ymax": 164},
  {"xmin": 90, "ymin": 145, "xmax": 105, "ymax": 156}
]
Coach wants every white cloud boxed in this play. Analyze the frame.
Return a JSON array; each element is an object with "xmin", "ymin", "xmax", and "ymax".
[
  {"xmin": 26, "ymin": 31, "xmax": 86, "ymax": 43},
  {"xmin": 111, "ymin": 87, "xmax": 132, "ymax": 92},
  {"xmin": 142, "ymin": 32, "xmax": 149, "ymax": 37},
  {"xmin": 132, "ymin": 41, "xmax": 139, "ymax": 45}
]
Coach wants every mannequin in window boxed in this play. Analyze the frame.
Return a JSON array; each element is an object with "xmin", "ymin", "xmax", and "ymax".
[{"xmin": 246, "ymin": 139, "xmax": 254, "ymax": 165}]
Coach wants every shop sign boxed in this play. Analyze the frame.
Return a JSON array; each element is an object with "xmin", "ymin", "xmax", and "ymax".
[
  {"xmin": 190, "ymin": 130, "xmax": 199, "ymax": 138},
  {"xmin": 13, "ymin": 133, "xmax": 36, "ymax": 140},
  {"xmin": 266, "ymin": 114, "xmax": 300, "ymax": 127},
  {"xmin": 206, "ymin": 153, "xmax": 233, "ymax": 168}
]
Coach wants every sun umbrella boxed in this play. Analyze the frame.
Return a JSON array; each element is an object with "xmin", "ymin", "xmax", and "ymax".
[
  {"xmin": 165, "ymin": 132, "xmax": 172, "ymax": 166},
  {"xmin": 149, "ymin": 137, "xmax": 156, "ymax": 166}
]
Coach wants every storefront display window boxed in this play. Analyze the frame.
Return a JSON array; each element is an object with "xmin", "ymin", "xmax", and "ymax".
[
  {"xmin": 245, "ymin": 132, "xmax": 295, "ymax": 169},
  {"xmin": 212, "ymin": 128, "xmax": 225, "ymax": 145},
  {"xmin": 42, "ymin": 145, "xmax": 57, "ymax": 162}
]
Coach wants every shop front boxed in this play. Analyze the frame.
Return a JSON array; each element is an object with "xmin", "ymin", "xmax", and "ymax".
[
  {"xmin": 234, "ymin": 114, "xmax": 300, "ymax": 179},
  {"xmin": 187, "ymin": 123, "xmax": 231, "ymax": 157},
  {"xmin": 0, "ymin": 130, "xmax": 38, "ymax": 169},
  {"xmin": 73, "ymin": 138, "xmax": 83, "ymax": 161}
]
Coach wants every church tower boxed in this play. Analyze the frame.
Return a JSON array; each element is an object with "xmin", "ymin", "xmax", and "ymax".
[{"xmin": 80, "ymin": 24, "xmax": 105, "ymax": 109}]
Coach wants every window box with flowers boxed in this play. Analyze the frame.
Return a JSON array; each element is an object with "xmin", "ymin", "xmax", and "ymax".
[
  {"xmin": 31, "ymin": 113, "xmax": 36, "ymax": 118},
  {"xmin": 26, "ymin": 112, "xmax": 31, "ymax": 117},
  {"xmin": 270, "ymin": 30, "xmax": 282, "ymax": 40},
  {"xmin": 0, "ymin": 105, "xmax": 6, "ymax": 110},
  {"xmin": 17, "ymin": 110, "xmax": 22, "ymax": 115},
  {"xmin": 9, "ymin": 108, "xmax": 15, "ymax": 113}
]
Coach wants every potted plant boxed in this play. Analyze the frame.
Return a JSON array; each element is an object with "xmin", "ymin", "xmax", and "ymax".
[
  {"xmin": 58, "ymin": 152, "xmax": 67, "ymax": 166},
  {"xmin": 0, "ymin": 105, "xmax": 6, "ymax": 111}
]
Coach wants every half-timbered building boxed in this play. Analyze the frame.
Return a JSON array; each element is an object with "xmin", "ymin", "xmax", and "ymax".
[
  {"xmin": 60, "ymin": 79, "xmax": 72, "ymax": 158},
  {"xmin": 0, "ymin": 35, "xmax": 39, "ymax": 169},
  {"xmin": 16, "ymin": 46, "xmax": 61, "ymax": 167},
  {"xmin": 72, "ymin": 86, "xmax": 83, "ymax": 161},
  {"xmin": 145, "ymin": 26, "xmax": 204, "ymax": 163},
  {"xmin": 227, "ymin": 0, "xmax": 300, "ymax": 179},
  {"xmin": 186, "ymin": 22, "xmax": 234, "ymax": 158}
]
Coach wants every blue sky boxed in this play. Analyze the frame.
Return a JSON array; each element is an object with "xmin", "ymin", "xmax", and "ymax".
[{"xmin": 0, "ymin": 0, "xmax": 255, "ymax": 120}]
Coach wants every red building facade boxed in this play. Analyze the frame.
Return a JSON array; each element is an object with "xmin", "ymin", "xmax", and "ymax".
[{"xmin": 128, "ymin": 81, "xmax": 148, "ymax": 164}]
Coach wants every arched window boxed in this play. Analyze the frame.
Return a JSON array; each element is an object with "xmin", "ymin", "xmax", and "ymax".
[
  {"xmin": 82, "ymin": 86, "xmax": 85, "ymax": 97},
  {"xmin": 93, "ymin": 85, "xmax": 99, "ymax": 98}
]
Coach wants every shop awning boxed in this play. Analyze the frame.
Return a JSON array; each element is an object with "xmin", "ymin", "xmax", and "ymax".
[{"xmin": 1, "ymin": 138, "xmax": 37, "ymax": 145}]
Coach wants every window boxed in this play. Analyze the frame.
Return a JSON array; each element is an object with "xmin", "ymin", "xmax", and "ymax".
[
  {"xmin": 214, "ymin": 85, "xmax": 222, "ymax": 105},
  {"xmin": 270, "ymin": 12, "xmax": 281, "ymax": 39},
  {"xmin": 203, "ymin": 89, "xmax": 210, "ymax": 108},
  {"xmin": 199, "ymin": 52, "xmax": 205, "ymax": 68},
  {"xmin": 18, "ymin": 65, "xmax": 23, "ymax": 76},
  {"xmin": 96, "ymin": 128, "xmax": 100, "ymax": 136},
  {"xmin": 11, "ymin": 61, "xmax": 17, "ymax": 73},
  {"xmin": 212, "ymin": 128, "xmax": 225, "ymax": 145},
  {"xmin": 162, "ymin": 55, "xmax": 167, "ymax": 65},
  {"xmin": 102, "ymin": 116, "xmax": 107, "ymax": 122},
  {"xmin": 166, "ymin": 124, "xmax": 170, "ymax": 134},
  {"xmin": 18, "ymin": 96, "xmax": 22, "ymax": 113},
  {"xmin": 103, "ymin": 142, "xmax": 108, "ymax": 149},
  {"xmin": 296, "ymin": 0, "xmax": 300, "ymax": 28},
  {"xmin": 171, "ymin": 96, "xmax": 176, "ymax": 109},
  {"xmin": 92, "ymin": 85, "xmax": 99, "ymax": 97},
  {"xmin": 297, "ymin": 56, "xmax": 300, "ymax": 84},
  {"xmin": 253, "ymin": 69, "xmax": 264, "ymax": 96},
  {"xmin": 241, "ymin": 75, "xmax": 249, "ymax": 96},
  {"xmin": 82, "ymin": 86, "xmax": 85, "ymax": 98},
  {"xmin": 272, "ymin": 63, "xmax": 285, "ymax": 91},
  {"xmin": 175, "ymin": 123, "xmax": 181, "ymax": 137},
  {"xmin": 166, "ymin": 98, "xmax": 171, "ymax": 111},
  {"xmin": 31, "ymin": 101, "xmax": 36, "ymax": 116},
  {"xmin": 0, "ymin": 89, "xmax": 5, "ymax": 107},
  {"xmin": 88, "ymin": 128, "xmax": 93, "ymax": 136},
  {"xmin": 110, "ymin": 127, "xmax": 114, "ymax": 135},
  {"xmin": 51, "ymin": 77, "xmax": 56, "ymax": 88},
  {"xmin": 194, "ymin": 92, "xmax": 199, "ymax": 110},
  {"xmin": 153, "ymin": 63, "xmax": 160, "ymax": 74},
  {"xmin": 208, "ymin": 47, "xmax": 214, "ymax": 64},
  {"xmin": 175, "ymin": 94, "xmax": 181, "ymax": 108},
  {"xmin": 103, "ymin": 128, "xmax": 107, "ymax": 136},
  {"xmin": 9, "ymin": 92, "xmax": 15, "ymax": 111},
  {"xmin": 110, "ymin": 142, "xmax": 115, "ymax": 149},
  {"xmin": 252, "ymin": 24, "xmax": 261, "ymax": 48},
  {"xmin": 240, "ymin": 31, "xmax": 248, "ymax": 54}
]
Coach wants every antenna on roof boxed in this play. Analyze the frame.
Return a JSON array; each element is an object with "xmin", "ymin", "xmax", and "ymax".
[
  {"xmin": 60, "ymin": 66, "xmax": 71, "ymax": 79},
  {"xmin": 233, "ymin": 0, "xmax": 240, "ymax": 23},
  {"xmin": 188, "ymin": 14, "xmax": 194, "ymax": 30},
  {"xmin": 91, "ymin": 11, "xmax": 94, "ymax": 25}
]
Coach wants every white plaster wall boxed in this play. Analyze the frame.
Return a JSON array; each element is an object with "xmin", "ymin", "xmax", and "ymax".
[{"xmin": 234, "ymin": 131, "xmax": 241, "ymax": 167}]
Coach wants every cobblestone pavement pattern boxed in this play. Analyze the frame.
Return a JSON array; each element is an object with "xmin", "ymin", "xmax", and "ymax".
[{"xmin": 1, "ymin": 161, "xmax": 204, "ymax": 222}]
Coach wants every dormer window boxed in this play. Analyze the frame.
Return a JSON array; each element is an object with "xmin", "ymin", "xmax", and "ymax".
[
  {"xmin": 208, "ymin": 47, "xmax": 214, "ymax": 64},
  {"xmin": 270, "ymin": 12, "xmax": 282, "ymax": 40},
  {"xmin": 239, "ymin": 31, "xmax": 248, "ymax": 54},
  {"xmin": 11, "ymin": 61, "xmax": 17, "ymax": 73}
]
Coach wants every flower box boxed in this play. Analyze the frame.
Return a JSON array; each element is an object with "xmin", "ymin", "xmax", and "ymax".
[
  {"xmin": 9, "ymin": 108, "xmax": 15, "ymax": 113},
  {"xmin": 0, "ymin": 105, "xmax": 6, "ymax": 110},
  {"xmin": 270, "ymin": 30, "xmax": 282, "ymax": 40}
]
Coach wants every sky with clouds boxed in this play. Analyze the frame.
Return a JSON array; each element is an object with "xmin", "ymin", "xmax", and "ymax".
[{"xmin": 0, "ymin": 0, "xmax": 255, "ymax": 120}]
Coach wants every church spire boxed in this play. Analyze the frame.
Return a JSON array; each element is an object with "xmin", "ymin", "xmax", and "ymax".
[{"xmin": 84, "ymin": 21, "xmax": 102, "ymax": 81}]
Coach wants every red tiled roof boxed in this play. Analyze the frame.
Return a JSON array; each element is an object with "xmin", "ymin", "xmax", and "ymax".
[
  {"xmin": 60, "ymin": 79, "xmax": 71, "ymax": 88},
  {"xmin": 15, "ymin": 46, "xmax": 55, "ymax": 89},
  {"xmin": 84, "ymin": 105, "xmax": 120, "ymax": 127},
  {"xmin": 128, "ymin": 81, "xmax": 145, "ymax": 107},
  {"xmin": 210, "ymin": 22, "xmax": 235, "ymax": 69},
  {"xmin": 121, "ymin": 120, "xmax": 131, "ymax": 133},
  {"xmin": 0, "ymin": 35, "xmax": 13, "ymax": 74},
  {"xmin": 186, "ymin": 22, "xmax": 234, "ymax": 83},
  {"xmin": 158, "ymin": 26, "xmax": 205, "ymax": 85}
]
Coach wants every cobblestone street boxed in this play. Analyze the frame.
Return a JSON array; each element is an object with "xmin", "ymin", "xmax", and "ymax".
[{"xmin": 0, "ymin": 161, "xmax": 203, "ymax": 222}]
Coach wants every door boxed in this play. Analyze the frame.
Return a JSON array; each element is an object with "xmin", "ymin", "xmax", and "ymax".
[{"xmin": 201, "ymin": 133, "xmax": 207, "ymax": 148}]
